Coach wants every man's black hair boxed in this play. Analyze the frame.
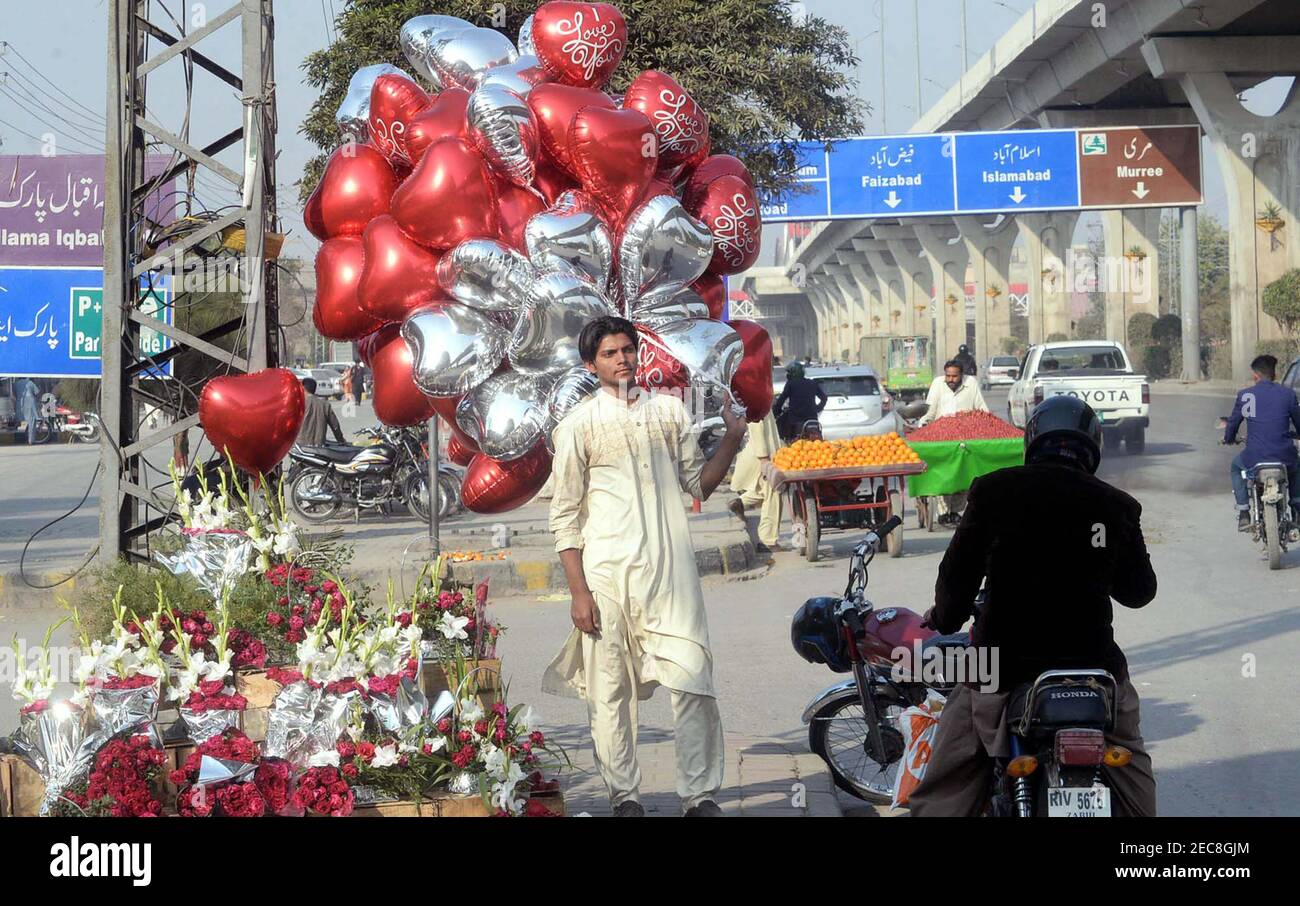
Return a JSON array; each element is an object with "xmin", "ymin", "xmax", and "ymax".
[
  {"xmin": 1251, "ymin": 354, "xmax": 1278, "ymax": 381},
  {"xmin": 301, "ymin": 377, "xmax": 317, "ymax": 394},
  {"xmin": 943, "ymin": 359, "xmax": 964, "ymax": 372},
  {"xmin": 579, "ymin": 316, "xmax": 639, "ymax": 364}
]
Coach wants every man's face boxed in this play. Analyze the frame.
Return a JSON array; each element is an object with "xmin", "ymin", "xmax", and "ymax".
[
  {"xmin": 586, "ymin": 332, "xmax": 638, "ymax": 392},
  {"xmin": 944, "ymin": 367, "xmax": 964, "ymax": 391}
]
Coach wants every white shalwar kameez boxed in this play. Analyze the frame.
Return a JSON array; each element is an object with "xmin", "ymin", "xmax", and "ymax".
[
  {"xmin": 919, "ymin": 374, "xmax": 991, "ymax": 514},
  {"xmin": 543, "ymin": 388, "xmax": 724, "ymax": 811}
]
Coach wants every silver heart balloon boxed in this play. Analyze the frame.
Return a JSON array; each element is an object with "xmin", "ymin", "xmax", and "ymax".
[
  {"xmin": 476, "ymin": 55, "xmax": 551, "ymax": 98},
  {"xmin": 428, "ymin": 27, "xmax": 519, "ymax": 91},
  {"xmin": 467, "ymin": 85, "xmax": 539, "ymax": 187},
  {"xmin": 524, "ymin": 202, "xmax": 614, "ymax": 293},
  {"xmin": 437, "ymin": 238, "xmax": 535, "ymax": 315},
  {"xmin": 400, "ymin": 15, "xmax": 474, "ymax": 89},
  {"xmin": 630, "ymin": 286, "xmax": 711, "ymax": 328},
  {"xmin": 652, "ymin": 317, "xmax": 744, "ymax": 409},
  {"xmin": 336, "ymin": 64, "xmax": 409, "ymax": 144},
  {"xmin": 517, "ymin": 15, "xmax": 536, "ymax": 56},
  {"xmin": 456, "ymin": 371, "xmax": 551, "ymax": 461},
  {"xmin": 510, "ymin": 273, "xmax": 614, "ymax": 376},
  {"xmin": 618, "ymin": 195, "xmax": 714, "ymax": 304},
  {"xmin": 543, "ymin": 366, "xmax": 601, "ymax": 451},
  {"xmin": 402, "ymin": 304, "xmax": 510, "ymax": 397}
]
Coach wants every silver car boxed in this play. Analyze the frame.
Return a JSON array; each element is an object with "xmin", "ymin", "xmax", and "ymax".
[
  {"xmin": 981, "ymin": 355, "xmax": 1021, "ymax": 389},
  {"xmin": 801, "ymin": 365, "xmax": 903, "ymax": 440},
  {"xmin": 292, "ymin": 368, "xmax": 343, "ymax": 399}
]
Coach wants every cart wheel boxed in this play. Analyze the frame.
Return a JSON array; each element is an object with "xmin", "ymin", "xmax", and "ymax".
[
  {"xmin": 804, "ymin": 496, "xmax": 820, "ymax": 563},
  {"xmin": 887, "ymin": 491, "xmax": 904, "ymax": 558}
]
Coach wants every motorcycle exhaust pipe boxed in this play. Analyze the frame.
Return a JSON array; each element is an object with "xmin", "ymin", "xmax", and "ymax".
[{"xmin": 298, "ymin": 490, "xmax": 337, "ymax": 504}]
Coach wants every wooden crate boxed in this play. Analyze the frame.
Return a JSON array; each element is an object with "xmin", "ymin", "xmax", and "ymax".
[
  {"xmin": 529, "ymin": 789, "xmax": 566, "ymax": 817},
  {"xmin": 234, "ymin": 670, "xmax": 282, "ymax": 709},
  {"xmin": 419, "ymin": 658, "xmax": 502, "ymax": 708},
  {"xmin": 428, "ymin": 791, "xmax": 494, "ymax": 817},
  {"xmin": 0, "ymin": 755, "xmax": 44, "ymax": 818},
  {"xmin": 238, "ymin": 707, "xmax": 271, "ymax": 743}
]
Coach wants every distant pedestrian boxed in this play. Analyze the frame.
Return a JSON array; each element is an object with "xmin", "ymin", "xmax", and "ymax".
[
  {"xmin": 341, "ymin": 365, "xmax": 355, "ymax": 404},
  {"xmin": 297, "ymin": 377, "xmax": 346, "ymax": 446},
  {"xmin": 17, "ymin": 377, "xmax": 41, "ymax": 445}
]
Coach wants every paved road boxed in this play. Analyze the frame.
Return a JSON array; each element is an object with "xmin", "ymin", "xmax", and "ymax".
[{"xmin": 5, "ymin": 386, "xmax": 1299, "ymax": 816}]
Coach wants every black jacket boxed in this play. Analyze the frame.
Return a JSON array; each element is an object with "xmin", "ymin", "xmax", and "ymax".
[
  {"xmin": 774, "ymin": 376, "xmax": 827, "ymax": 435},
  {"xmin": 955, "ymin": 351, "xmax": 978, "ymax": 376},
  {"xmin": 932, "ymin": 462, "xmax": 1157, "ymax": 692}
]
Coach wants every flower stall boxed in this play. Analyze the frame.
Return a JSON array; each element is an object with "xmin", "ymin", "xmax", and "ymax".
[{"xmin": 1, "ymin": 463, "xmax": 566, "ymax": 818}]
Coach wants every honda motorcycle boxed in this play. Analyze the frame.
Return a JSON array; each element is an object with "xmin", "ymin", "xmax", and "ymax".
[
  {"xmin": 792, "ymin": 517, "xmax": 967, "ymax": 802},
  {"xmin": 287, "ymin": 426, "xmax": 460, "ymax": 523}
]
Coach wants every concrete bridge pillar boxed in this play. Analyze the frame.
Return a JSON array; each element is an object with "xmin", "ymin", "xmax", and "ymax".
[
  {"xmin": 1144, "ymin": 36, "xmax": 1300, "ymax": 381},
  {"xmin": 914, "ymin": 223, "xmax": 970, "ymax": 364},
  {"xmin": 1016, "ymin": 211, "xmax": 1081, "ymax": 345},
  {"xmin": 955, "ymin": 215, "xmax": 1020, "ymax": 362},
  {"xmin": 1100, "ymin": 208, "xmax": 1162, "ymax": 347},
  {"xmin": 863, "ymin": 249, "xmax": 909, "ymax": 338},
  {"xmin": 882, "ymin": 237, "xmax": 935, "ymax": 343}
]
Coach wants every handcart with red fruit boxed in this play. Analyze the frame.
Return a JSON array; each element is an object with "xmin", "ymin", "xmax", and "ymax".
[{"xmin": 904, "ymin": 411, "xmax": 1025, "ymax": 532}]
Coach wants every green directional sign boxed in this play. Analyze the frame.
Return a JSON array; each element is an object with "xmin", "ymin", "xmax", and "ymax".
[{"xmin": 69, "ymin": 287, "xmax": 169, "ymax": 361}]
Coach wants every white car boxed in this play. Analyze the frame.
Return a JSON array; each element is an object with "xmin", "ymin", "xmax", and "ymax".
[
  {"xmin": 292, "ymin": 368, "xmax": 343, "ymax": 399},
  {"xmin": 1007, "ymin": 341, "xmax": 1149, "ymax": 453},
  {"xmin": 797, "ymin": 365, "xmax": 903, "ymax": 440},
  {"xmin": 981, "ymin": 355, "xmax": 1020, "ymax": 389}
]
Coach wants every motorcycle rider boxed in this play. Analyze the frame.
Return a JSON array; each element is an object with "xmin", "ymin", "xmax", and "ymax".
[
  {"xmin": 1223, "ymin": 354, "xmax": 1300, "ymax": 531},
  {"xmin": 954, "ymin": 344, "xmax": 977, "ymax": 378},
  {"xmin": 773, "ymin": 361, "xmax": 827, "ymax": 444},
  {"xmin": 909, "ymin": 396, "xmax": 1158, "ymax": 817}
]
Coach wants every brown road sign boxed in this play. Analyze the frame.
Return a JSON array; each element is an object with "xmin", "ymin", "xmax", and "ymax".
[{"xmin": 1078, "ymin": 125, "xmax": 1202, "ymax": 208}]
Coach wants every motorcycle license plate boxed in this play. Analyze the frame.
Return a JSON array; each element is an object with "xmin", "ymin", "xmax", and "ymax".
[{"xmin": 1047, "ymin": 786, "xmax": 1111, "ymax": 817}]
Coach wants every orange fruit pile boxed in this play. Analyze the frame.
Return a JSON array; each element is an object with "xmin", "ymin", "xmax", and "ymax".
[
  {"xmin": 443, "ymin": 550, "xmax": 509, "ymax": 562},
  {"xmin": 773, "ymin": 433, "xmax": 920, "ymax": 472}
]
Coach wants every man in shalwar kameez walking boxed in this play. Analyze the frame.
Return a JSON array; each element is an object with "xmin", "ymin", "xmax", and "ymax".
[{"xmin": 544, "ymin": 316, "xmax": 748, "ymax": 817}]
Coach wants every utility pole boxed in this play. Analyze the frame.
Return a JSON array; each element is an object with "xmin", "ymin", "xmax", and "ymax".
[
  {"xmin": 100, "ymin": 0, "xmax": 279, "ymax": 563},
  {"xmin": 879, "ymin": 2, "xmax": 887, "ymax": 133},
  {"xmin": 913, "ymin": 0, "xmax": 922, "ymax": 125}
]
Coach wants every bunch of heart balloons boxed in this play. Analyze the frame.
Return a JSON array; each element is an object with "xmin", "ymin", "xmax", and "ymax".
[{"xmin": 302, "ymin": 1, "xmax": 774, "ymax": 514}]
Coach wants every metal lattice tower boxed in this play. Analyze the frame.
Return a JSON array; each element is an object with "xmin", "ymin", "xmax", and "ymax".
[{"xmin": 100, "ymin": 0, "xmax": 279, "ymax": 563}]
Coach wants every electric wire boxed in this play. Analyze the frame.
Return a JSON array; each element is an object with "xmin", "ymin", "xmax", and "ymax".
[{"xmin": 0, "ymin": 41, "xmax": 106, "ymax": 123}]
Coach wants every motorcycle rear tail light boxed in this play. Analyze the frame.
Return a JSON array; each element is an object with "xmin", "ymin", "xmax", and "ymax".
[
  {"xmin": 1103, "ymin": 745, "xmax": 1132, "ymax": 768},
  {"xmin": 1007, "ymin": 755, "xmax": 1038, "ymax": 777},
  {"xmin": 1055, "ymin": 729, "xmax": 1106, "ymax": 766}
]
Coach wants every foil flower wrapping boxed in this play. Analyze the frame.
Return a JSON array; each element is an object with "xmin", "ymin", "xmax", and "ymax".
[
  {"xmin": 155, "ymin": 529, "xmax": 253, "ymax": 603},
  {"xmin": 263, "ymin": 681, "xmax": 322, "ymax": 767},
  {"xmin": 448, "ymin": 771, "xmax": 478, "ymax": 796},
  {"xmin": 195, "ymin": 753, "xmax": 258, "ymax": 787},
  {"xmin": 180, "ymin": 707, "xmax": 241, "ymax": 745},
  {"xmin": 367, "ymin": 676, "xmax": 429, "ymax": 736},
  {"xmin": 300, "ymin": 691, "xmax": 363, "ymax": 769},
  {"xmin": 89, "ymin": 683, "xmax": 160, "ymax": 742},
  {"xmin": 11, "ymin": 702, "xmax": 112, "ymax": 816}
]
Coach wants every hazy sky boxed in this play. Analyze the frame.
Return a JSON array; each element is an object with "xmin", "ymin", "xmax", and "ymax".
[{"xmin": 1, "ymin": 0, "xmax": 1291, "ymax": 266}]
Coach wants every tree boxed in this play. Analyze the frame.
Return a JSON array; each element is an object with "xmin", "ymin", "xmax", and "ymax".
[
  {"xmin": 298, "ymin": 0, "xmax": 865, "ymax": 201},
  {"xmin": 1263, "ymin": 268, "xmax": 1300, "ymax": 339}
]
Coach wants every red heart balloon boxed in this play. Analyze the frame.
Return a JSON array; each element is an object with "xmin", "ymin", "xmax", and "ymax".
[
  {"xmin": 569, "ymin": 107, "xmax": 657, "ymax": 230},
  {"xmin": 684, "ymin": 173, "xmax": 762, "ymax": 276},
  {"xmin": 430, "ymin": 395, "xmax": 481, "ymax": 454},
  {"xmin": 313, "ymin": 237, "xmax": 382, "ymax": 341},
  {"xmin": 390, "ymin": 138, "xmax": 500, "ymax": 250},
  {"xmin": 533, "ymin": 156, "xmax": 581, "ymax": 204},
  {"xmin": 623, "ymin": 70, "xmax": 710, "ymax": 173},
  {"xmin": 200, "ymin": 368, "xmax": 306, "ymax": 475},
  {"xmin": 369, "ymin": 324, "xmax": 438, "ymax": 427},
  {"xmin": 691, "ymin": 274, "xmax": 727, "ymax": 321},
  {"xmin": 357, "ymin": 215, "xmax": 449, "ymax": 324},
  {"xmin": 679, "ymin": 153, "xmax": 754, "ymax": 199},
  {"xmin": 446, "ymin": 433, "xmax": 476, "ymax": 467},
  {"xmin": 304, "ymin": 145, "xmax": 398, "ymax": 241},
  {"xmin": 369, "ymin": 74, "xmax": 433, "ymax": 166},
  {"xmin": 728, "ymin": 319, "xmax": 775, "ymax": 422},
  {"xmin": 497, "ymin": 183, "xmax": 548, "ymax": 251},
  {"xmin": 532, "ymin": 2, "xmax": 627, "ymax": 88},
  {"xmin": 636, "ymin": 176, "xmax": 677, "ymax": 209},
  {"xmin": 461, "ymin": 444, "xmax": 553, "ymax": 514},
  {"xmin": 634, "ymin": 326, "xmax": 690, "ymax": 391},
  {"xmin": 528, "ymin": 84, "xmax": 615, "ymax": 178},
  {"xmin": 405, "ymin": 88, "xmax": 470, "ymax": 167}
]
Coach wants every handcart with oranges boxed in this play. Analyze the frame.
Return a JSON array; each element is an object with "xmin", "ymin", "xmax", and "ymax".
[{"xmin": 762, "ymin": 433, "xmax": 927, "ymax": 562}]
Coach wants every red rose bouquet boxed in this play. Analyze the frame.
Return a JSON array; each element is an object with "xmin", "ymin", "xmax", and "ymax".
[
  {"xmin": 59, "ymin": 734, "xmax": 166, "ymax": 818},
  {"xmin": 292, "ymin": 765, "xmax": 354, "ymax": 817}
]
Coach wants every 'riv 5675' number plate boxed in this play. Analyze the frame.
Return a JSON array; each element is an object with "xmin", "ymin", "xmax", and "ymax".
[{"xmin": 1047, "ymin": 786, "xmax": 1112, "ymax": 817}]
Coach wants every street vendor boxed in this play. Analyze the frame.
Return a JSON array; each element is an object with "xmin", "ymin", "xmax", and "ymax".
[
  {"xmin": 544, "ymin": 315, "xmax": 748, "ymax": 817},
  {"xmin": 728, "ymin": 410, "xmax": 785, "ymax": 555},
  {"xmin": 920, "ymin": 361, "xmax": 990, "ymax": 524}
]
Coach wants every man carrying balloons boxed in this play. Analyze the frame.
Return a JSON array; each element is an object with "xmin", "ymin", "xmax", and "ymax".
[{"xmin": 543, "ymin": 316, "xmax": 747, "ymax": 817}]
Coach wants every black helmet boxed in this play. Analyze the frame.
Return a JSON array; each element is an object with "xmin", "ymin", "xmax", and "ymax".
[
  {"xmin": 958, "ymin": 344, "xmax": 969, "ymax": 354},
  {"xmin": 790, "ymin": 597, "xmax": 850, "ymax": 672},
  {"xmin": 1024, "ymin": 395, "xmax": 1102, "ymax": 474},
  {"xmin": 785, "ymin": 361, "xmax": 805, "ymax": 380}
]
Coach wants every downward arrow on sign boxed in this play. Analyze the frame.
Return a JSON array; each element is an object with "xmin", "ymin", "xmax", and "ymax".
[
  {"xmin": 884, "ymin": 191, "xmax": 901, "ymax": 209},
  {"xmin": 1132, "ymin": 181, "xmax": 1150, "ymax": 200},
  {"xmin": 1009, "ymin": 186, "xmax": 1027, "ymax": 204}
]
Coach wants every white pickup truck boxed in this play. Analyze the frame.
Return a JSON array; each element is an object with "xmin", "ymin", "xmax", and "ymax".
[{"xmin": 1007, "ymin": 341, "xmax": 1150, "ymax": 454}]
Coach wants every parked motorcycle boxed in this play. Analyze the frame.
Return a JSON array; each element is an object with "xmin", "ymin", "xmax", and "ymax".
[
  {"xmin": 792, "ymin": 517, "xmax": 967, "ymax": 801},
  {"xmin": 287, "ymin": 425, "xmax": 459, "ymax": 523}
]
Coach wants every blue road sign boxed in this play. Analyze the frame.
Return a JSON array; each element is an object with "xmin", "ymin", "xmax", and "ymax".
[
  {"xmin": 829, "ymin": 135, "xmax": 956, "ymax": 217},
  {"xmin": 953, "ymin": 129, "xmax": 1080, "ymax": 214},
  {"xmin": 0, "ymin": 267, "xmax": 171, "ymax": 378},
  {"xmin": 759, "ymin": 142, "xmax": 830, "ymax": 220}
]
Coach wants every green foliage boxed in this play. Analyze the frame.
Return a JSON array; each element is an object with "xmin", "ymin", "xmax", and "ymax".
[
  {"xmin": 1127, "ymin": 312, "xmax": 1157, "ymax": 350},
  {"xmin": 999, "ymin": 336, "xmax": 1020, "ymax": 356},
  {"xmin": 1263, "ymin": 269, "xmax": 1300, "ymax": 338},
  {"xmin": 54, "ymin": 379, "xmax": 99, "ymax": 414},
  {"xmin": 298, "ymin": 0, "xmax": 865, "ymax": 201},
  {"xmin": 1143, "ymin": 345, "xmax": 1171, "ymax": 379},
  {"xmin": 1256, "ymin": 338, "xmax": 1300, "ymax": 366},
  {"xmin": 1208, "ymin": 344, "xmax": 1234, "ymax": 380},
  {"xmin": 1151, "ymin": 313, "xmax": 1182, "ymax": 347}
]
